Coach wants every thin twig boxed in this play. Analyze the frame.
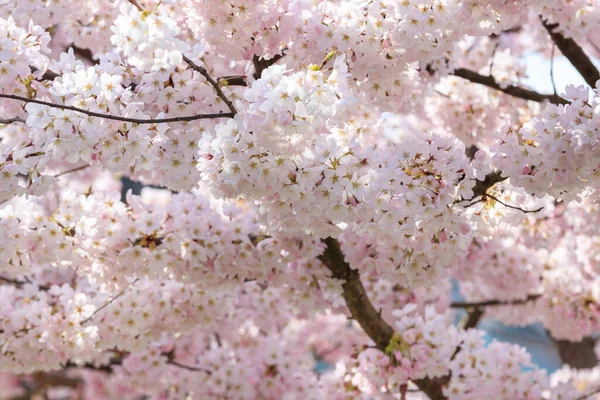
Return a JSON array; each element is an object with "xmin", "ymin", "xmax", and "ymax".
[
  {"xmin": 465, "ymin": 198, "xmax": 485, "ymax": 208},
  {"xmin": 167, "ymin": 360, "xmax": 212, "ymax": 374},
  {"xmin": 450, "ymin": 294, "xmax": 542, "ymax": 309},
  {"xmin": 434, "ymin": 90, "xmax": 451, "ymax": 99},
  {"xmin": 81, "ymin": 279, "xmax": 138, "ymax": 324},
  {"xmin": 550, "ymin": 44, "xmax": 558, "ymax": 96},
  {"xmin": 0, "ymin": 93, "xmax": 233, "ymax": 124},
  {"xmin": 484, "ymin": 193, "xmax": 544, "ymax": 214},
  {"xmin": 488, "ymin": 41, "xmax": 500, "ymax": 76},
  {"xmin": 54, "ymin": 164, "xmax": 90, "ymax": 178},
  {"xmin": 183, "ymin": 55, "xmax": 237, "ymax": 115}
]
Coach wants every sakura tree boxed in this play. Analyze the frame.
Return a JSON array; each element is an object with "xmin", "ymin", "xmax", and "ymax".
[{"xmin": 2, "ymin": 0, "xmax": 600, "ymax": 399}]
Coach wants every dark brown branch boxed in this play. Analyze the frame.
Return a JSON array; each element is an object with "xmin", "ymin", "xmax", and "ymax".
[
  {"xmin": 0, "ymin": 276, "xmax": 28, "ymax": 287},
  {"xmin": 452, "ymin": 68, "xmax": 569, "ymax": 105},
  {"xmin": 29, "ymin": 66, "xmax": 59, "ymax": 81},
  {"xmin": 0, "ymin": 117, "xmax": 25, "ymax": 125},
  {"xmin": 0, "ymin": 93, "xmax": 233, "ymax": 124},
  {"xmin": 541, "ymin": 17, "xmax": 600, "ymax": 88},
  {"xmin": 252, "ymin": 51, "xmax": 286, "ymax": 80},
  {"xmin": 216, "ymin": 51, "xmax": 288, "ymax": 88},
  {"xmin": 318, "ymin": 237, "xmax": 448, "ymax": 400},
  {"xmin": 450, "ymin": 294, "xmax": 542, "ymax": 309},
  {"xmin": 0, "ymin": 276, "xmax": 50, "ymax": 291},
  {"xmin": 555, "ymin": 337, "xmax": 599, "ymax": 369},
  {"xmin": 72, "ymin": 45, "xmax": 96, "ymax": 65},
  {"xmin": 218, "ymin": 75, "xmax": 248, "ymax": 87},
  {"xmin": 183, "ymin": 55, "xmax": 237, "ymax": 115},
  {"xmin": 459, "ymin": 309, "xmax": 484, "ymax": 330},
  {"xmin": 215, "ymin": 50, "xmax": 287, "ymax": 87},
  {"xmin": 469, "ymin": 171, "xmax": 507, "ymax": 200}
]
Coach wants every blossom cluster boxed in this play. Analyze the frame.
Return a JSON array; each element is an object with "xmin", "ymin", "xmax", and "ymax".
[
  {"xmin": 3, "ymin": 1, "xmax": 600, "ymax": 399},
  {"xmin": 111, "ymin": 3, "xmax": 190, "ymax": 72},
  {"xmin": 492, "ymin": 84, "xmax": 600, "ymax": 202},
  {"xmin": 338, "ymin": 305, "xmax": 580, "ymax": 399}
]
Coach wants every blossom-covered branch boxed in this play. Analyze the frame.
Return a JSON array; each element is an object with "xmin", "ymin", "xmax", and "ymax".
[
  {"xmin": 0, "ymin": 93, "xmax": 234, "ymax": 123},
  {"xmin": 318, "ymin": 237, "xmax": 449, "ymax": 400}
]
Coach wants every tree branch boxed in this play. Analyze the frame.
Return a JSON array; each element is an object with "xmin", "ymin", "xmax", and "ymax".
[
  {"xmin": 318, "ymin": 237, "xmax": 448, "ymax": 400},
  {"xmin": 216, "ymin": 50, "xmax": 287, "ymax": 87},
  {"xmin": 541, "ymin": 17, "xmax": 600, "ymax": 88},
  {"xmin": 555, "ymin": 337, "xmax": 599, "ymax": 369},
  {"xmin": 0, "ymin": 93, "xmax": 233, "ymax": 124},
  {"xmin": 450, "ymin": 294, "xmax": 542, "ymax": 309},
  {"xmin": 29, "ymin": 66, "xmax": 60, "ymax": 82},
  {"xmin": 252, "ymin": 51, "xmax": 286, "ymax": 80},
  {"xmin": 0, "ymin": 276, "xmax": 50, "ymax": 291},
  {"xmin": 0, "ymin": 117, "xmax": 26, "ymax": 125},
  {"xmin": 217, "ymin": 75, "xmax": 248, "ymax": 87},
  {"xmin": 470, "ymin": 171, "xmax": 507, "ymax": 200},
  {"xmin": 452, "ymin": 68, "xmax": 569, "ymax": 105},
  {"xmin": 183, "ymin": 55, "xmax": 237, "ymax": 115},
  {"xmin": 0, "ymin": 276, "xmax": 28, "ymax": 287},
  {"xmin": 459, "ymin": 308, "xmax": 484, "ymax": 330}
]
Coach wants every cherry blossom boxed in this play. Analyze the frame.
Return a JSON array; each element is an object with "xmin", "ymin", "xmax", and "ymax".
[{"xmin": 2, "ymin": 2, "xmax": 600, "ymax": 400}]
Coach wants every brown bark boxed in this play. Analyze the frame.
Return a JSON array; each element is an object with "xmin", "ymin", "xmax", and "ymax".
[{"xmin": 556, "ymin": 337, "xmax": 599, "ymax": 369}]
